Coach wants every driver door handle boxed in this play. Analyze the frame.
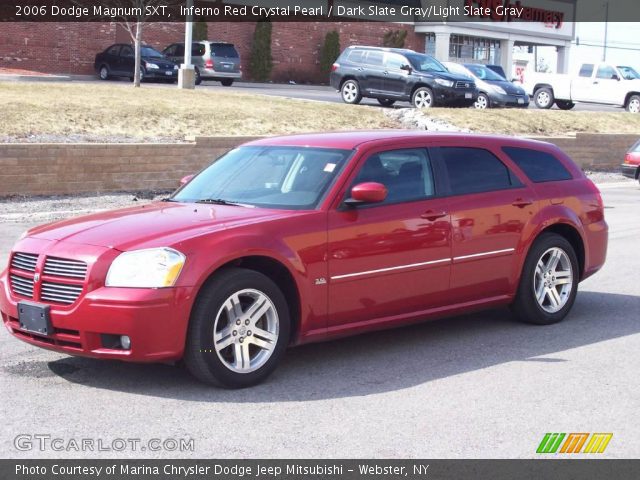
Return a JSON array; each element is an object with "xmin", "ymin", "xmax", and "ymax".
[
  {"xmin": 512, "ymin": 198, "xmax": 533, "ymax": 208},
  {"xmin": 421, "ymin": 210, "xmax": 448, "ymax": 221}
]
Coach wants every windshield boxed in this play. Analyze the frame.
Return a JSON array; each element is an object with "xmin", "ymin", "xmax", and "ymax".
[
  {"xmin": 405, "ymin": 53, "xmax": 447, "ymax": 73},
  {"xmin": 140, "ymin": 47, "xmax": 164, "ymax": 58},
  {"xmin": 464, "ymin": 64, "xmax": 505, "ymax": 81},
  {"xmin": 172, "ymin": 146, "xmax": 352, "ymax": 210},
  {"xmin": 617, "ymin": 66, "xmax": 640, "ymax": 80}
]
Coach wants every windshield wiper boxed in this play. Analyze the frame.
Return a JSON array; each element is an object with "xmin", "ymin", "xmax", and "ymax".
[{"xmin": 195, "ymin": 198, "xmax": 247, "ymax": 207}]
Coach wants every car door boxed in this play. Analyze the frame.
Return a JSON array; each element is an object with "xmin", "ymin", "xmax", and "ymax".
[
  {"xmin": 592, "ymin": 65, "xmax": 625, "ymax": 105},
  {"xmin": 119, "ymin": 45, "xmax": 135, "ymax": 76},
  {"xmin": 360, "ymin": 50, "xmax": 387, "ymax": 94},
  {"xmin": 162, "ymin": 44, "xmax": 178, "ymax": 63},
  {"xmin": 327, "ymin": 147, "xmax": 452, "ymax": 328},
  {"xmin": 383, "ymin": 52, "xmax": 411, "ymax": 97},
  {"xmin": 103, "ymin": 45, "xmax": 121, "ymax": 73},
  {"xmin": 433, "ymin": 145, "xmax": 536, "ymax": 303}
]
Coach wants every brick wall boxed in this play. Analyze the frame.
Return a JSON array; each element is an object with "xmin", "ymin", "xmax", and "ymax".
[
  {"xmin": 0, "ymin": 133, "xmax": 631, "ymax": 197},
  {"xmin": 0, "ymin": 21, "xmax": 422, "ymax": 83}
]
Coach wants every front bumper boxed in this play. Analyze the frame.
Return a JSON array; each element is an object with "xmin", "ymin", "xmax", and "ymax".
[
  {"xmin": 0, "ymin": 240, "xmax": 195, "ymax": 362},
  {"xmin": 145, "ymin": 68, "xmax": 178, "ymax": 80},
  {"xmin": 621, "ymin": 163, "xmax": 639, "ymax": 179},
  {"xmin": 489, "ymin": 92, "xmax": 529, "ymax": 108},
  {"xmin": 433, "ymin": 85, "xmax": 478, "ymax": 107}
]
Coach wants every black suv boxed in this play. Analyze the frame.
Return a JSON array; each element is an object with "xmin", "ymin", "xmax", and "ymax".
[{"xmin": 330, "ymin": 46, "xmax": 478, "ymax": 108}]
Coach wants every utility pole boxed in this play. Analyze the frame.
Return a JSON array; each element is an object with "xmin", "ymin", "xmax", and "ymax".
[
  {"xmin": 602, "ymin": 1, "xmax": 609, "ymax": 61},
  {"xmin": 178, "ymin": 0, "xmax": 195, "ymax": 89}
]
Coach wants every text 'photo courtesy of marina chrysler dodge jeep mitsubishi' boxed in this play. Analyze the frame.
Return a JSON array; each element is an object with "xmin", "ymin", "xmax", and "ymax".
[
  {"xmin": 330, "ymin": 46, "xmax": 479, "ymax": 108},
  {"xmin": 524, "ymin": 62, "xmax": 640, "ymax": 112}
]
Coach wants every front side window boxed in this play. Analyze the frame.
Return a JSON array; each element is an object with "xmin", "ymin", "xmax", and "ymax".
[
  {"xmin": 502, "ymin": 147, "xmax": 572, "ymax": 183},
  {"xmin": 121, "ymin": 45, "xmax": 133, "ymax": 57},
  {"xmin": 385, "ymin": 53, "xmax": 409, "ymax": 71},
  {"xmin": 364, "ymin": 51, "xmax": 384, "ymax": 67},
  {"xmin": 350, "ymin": 149, "xmax": 435, "ymax": 204},
  {"xmin": 107, "ymin": 45, "xmax": 120, "ymax": 56},
  {"xmin": 596, "ymin": 65, "xmax": 617, "ymax": 80},
  {"xmin": 192, "ymin": 44, "xmax": 206, "ymax": 57},
  {"xmin": 405, "ymin": 53, "xmax": 447, "ymax": 73},
  {"xmin": 439, "ymin": 147, "xmax": 520, "ymax": 195},
  {"xmin": 172, "ymin": 147, "xmax": 351, "ymax": 210},
  {"xmin": 140, "ymin": 47, "xmax": 164, "ymax": 58}
]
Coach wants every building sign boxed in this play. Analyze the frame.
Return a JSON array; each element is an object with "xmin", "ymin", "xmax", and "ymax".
[{"xmin": 464, "ymin": 0, "xmax": 565, "ymax": 28}]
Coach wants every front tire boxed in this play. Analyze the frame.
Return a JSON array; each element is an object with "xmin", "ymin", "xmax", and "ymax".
[
  {"xmin": 184, "ymin": 268, "xmax": 290, "ymax": 388},
  {"xmin": 474, "ymin": 93, "xmax": 490, "ymax": 109},
  {"xmin": 534, "ymin": 87, "xmax": 554, "ymax": 109},
  {"xmin": 511, "ymin": 233, "xmax": 579, "ymax": 325},
  {"xmin": 341, "ymin": 79, "xmax": 362, "ymax": 104},
  {"xmin": 626, "ymin": 94, "xmax": 640, "ymax": 113},
  {"xmin": 195, "ymin": 68, "xmax": 202, "ymax": 86},
  {"xmin": 412, "ymin": 87, "xmax": 434, "ymax": 109}
]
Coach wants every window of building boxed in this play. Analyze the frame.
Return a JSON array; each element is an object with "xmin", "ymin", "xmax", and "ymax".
[
  {"xmin": 439, "ymin": 147, "xmax": 520, "ymax": 195},
  {"xmin": 502, "ymin": 147, "xmax": 572, "ymax": 183},
  {"xmin": 449, "ymin": 35, "xmax": 500, "ymax": 65},
  {"xmin": 425, "ymin": 33, "xmax": 436, "ymax": 56}
]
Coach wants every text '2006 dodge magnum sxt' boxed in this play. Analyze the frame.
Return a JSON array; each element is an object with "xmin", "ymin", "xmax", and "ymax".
[{"xmin": 0, "ymin": 132, "xmax": 607, "ymax": 388}]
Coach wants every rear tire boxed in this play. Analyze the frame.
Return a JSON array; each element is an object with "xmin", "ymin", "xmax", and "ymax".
[
  {"xmin": 555, "ymin": 100, "xmax": 575, "ymax": 110},
  {"xmin": 98, "ymin": 65, "xmax": 110, "ymax": 81},
  {"xmin": 377, "ymin": 98, "xmax": 395, "ymax": 107},
  {"xmin": 534, "ymin": 87, "xmax": 554, "ymax": 109},
  {"xmin": 184, "ymin": 268, "xmax": 290, "ymax": 388},
  {"xmin": 221, "ymin": 79, "xmax": 234, "ymax": 87},
  {"xmin": 626, "ymin": 95, "xmax": 640, "ymax": 113},
  {"xmin": 341, "ymin": 79, "xmax": 362, "ymax": 104},
  {"xmin": 511, "ymin": 233, "xmax": 579, "ymax": 325}
]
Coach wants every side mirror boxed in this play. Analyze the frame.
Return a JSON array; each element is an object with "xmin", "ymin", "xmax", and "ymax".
[
  {"xmin": 344, "ymin": 182, "xmax": 387, "ymax": 206},
  {"xmin": 613, "ymin": 74, "xmax": 620, "ymax": 81},
  {"xmin": 180, "ymin": 174, "xmax": 195, "ymax": 186},
  {"xmin": 401, "ymin": 64, "xmax": 413, "ymax": 73}
]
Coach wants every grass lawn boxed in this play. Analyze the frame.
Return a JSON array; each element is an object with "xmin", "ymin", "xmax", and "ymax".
[
  {"xmin": 422, "ymin": 108, "xmax": 640, "ymax": 136},
  {"xmin": 0, "ymin": 82, "xmax": 396, "ymax": 142}
]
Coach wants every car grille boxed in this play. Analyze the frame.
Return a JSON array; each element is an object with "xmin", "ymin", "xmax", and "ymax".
[
  {"xmin": 10, "ymin": 252, "xmax": 38, "ymax": 272},
  {"xmin": 43, "ymin": 257, "xmax": 88, "ymax": 279},
  {"xmin": 41, "ymin": 281, "xmax": 84, "ymax": 305},
  {"xmin": 9, "ymin": 252, "xmax": 87, "ymax": 305},
  {"xmin": 455, "ymin": 81, "xmax": 475, "ymax": 89},
  {"xmin": 10, "ymin": 274, "xmax": 35, "ymax": 298}
]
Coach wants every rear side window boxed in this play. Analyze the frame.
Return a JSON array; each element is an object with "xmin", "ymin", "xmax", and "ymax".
[
  {"xmin": 629, "ymin": 139, "xmax": 640, "ymax": 153},
  {"xmin": 364, "ymin": 51, "xmax": 384, "ymax": 67},
  {"xmin": 211, "ymin": 44, "xmax": 239, "ymax": 58},
  {"xmin": 346, "ymin": 49, "xmax": 365, "ymax": 63},
  {"xmin": 579, "ymin": 64, "xmax": 594, "ymax": 77},
  {"xmin": 439, "ymin": 147, "xmax": 521, "ymax": 195},
  {"xmin": 192, "ymin": 44, "xmax": 206, "ymax": 56},
  {"xmin": 502, "ymin": 147, "xmax": 572, "ymax": 183}
]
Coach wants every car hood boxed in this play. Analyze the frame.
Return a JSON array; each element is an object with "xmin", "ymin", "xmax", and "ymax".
[
  {"xmin": 142, "ymin": 56, "xmax": 175, "ymax": 68},
  {"xmin": 26, "ymin": 202, "xmax": 295, "ymax": 251},
  {"xmin": 483, "ymin": 79, "xmax": 526, "ymax": 95},
  {"xmin": 415, "ymin": 70, "xmax": 469, "ymax": 83}
]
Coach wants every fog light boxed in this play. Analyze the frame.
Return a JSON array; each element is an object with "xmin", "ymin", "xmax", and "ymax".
[{"xmin": 120, "ymin": 335, "xmax": 131, "ymax": 350}]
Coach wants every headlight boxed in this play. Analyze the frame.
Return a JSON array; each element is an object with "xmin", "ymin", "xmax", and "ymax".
[
  {"xmin": 145, "ymin": 62, "xmax": 159, "ymax": 70},
  {"xmin": 435, "ymin": 78, "xmax": 454, "ymax": 87},
  {"xmin": 105, "ymin": 248, "xmax": 185, "ymax": 288},
  {"xmin": 491, "ymin": 85, "xmax": 507, "ymax": 95}
]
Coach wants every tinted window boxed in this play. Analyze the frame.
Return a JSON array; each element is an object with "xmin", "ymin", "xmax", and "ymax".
[
  {"xmin": 163, "ymin": 45, "xmax": 176, "ymax": 56},
  {"xmin": 140, "ymin": 47, "xmax": 164, "ymax": 58},
  {"xmin": 502, "ymin": 147, "xmax": 572, "ymax": 183},
  {"xmin": 440, "ymin": 147, "xmax": 519, "ymax": 195},
  {"xmin": 212, "ymin": 44, "xmax": 239, "ymax": 58},
  {"xmin": 579, "ymin": 64, "xmax": 594, "ymax": 77},
  {"xmin": 596, "ymin": 65, "xmax": 617, "ymax": 79},
  {"xmin": 120, "ymin": 45, "xmax": 133, "ymax": 57},
  {"xmin": 405, "ymin": 53, "xmax": 447, "ymax": 73},
  {"xmin": 346, "ymin": 49, "xmax": 365, "ymax": 63},
  {"xmin": 107, "ymin": 45, "xmax": 120, "ymax": 56},
  {"xmin": 192, "ymin": 44, "xmax": 206, "ymax": 56},
  {"xmin": 175, "ymin": 44, "xmax": 185, "ymax": 56},
  {"xmin": 364, "ymin": 51, "xmax": 384, "ymax": 67},
  {"xmin": 385, "ymin": 53, "xmax": 408, "ymax": 70},
  {"xmin": 351, "ymin": 149, "xmax": 435, "ymax": 204}
]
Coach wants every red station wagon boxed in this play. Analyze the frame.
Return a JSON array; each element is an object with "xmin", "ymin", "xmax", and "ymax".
[{"xmin": 0, "ymin": 132, "xmax": 608, "ymax": 388}]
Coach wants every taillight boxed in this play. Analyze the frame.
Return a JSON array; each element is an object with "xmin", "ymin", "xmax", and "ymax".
[
  {"xmin": 331, "ymin": 63, "xmax": 339, "ymax": 72},
  {"xmin": 205, "ymin": 59, "xmax": 214, "ymax": 69}
]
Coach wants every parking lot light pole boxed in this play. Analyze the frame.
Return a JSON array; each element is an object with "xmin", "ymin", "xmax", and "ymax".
[{"xmin": 178, "ymin": 0, "xmax": 195, "ymax": 89}]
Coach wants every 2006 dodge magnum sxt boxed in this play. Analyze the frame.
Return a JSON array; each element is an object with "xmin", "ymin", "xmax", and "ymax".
[{"xmin": 0, "ymin": 132, "xmax": 608, "ymax": 388}]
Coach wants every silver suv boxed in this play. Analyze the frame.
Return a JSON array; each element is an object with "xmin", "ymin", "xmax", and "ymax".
[{"xmin": 162, "ymin": 41, "xmax": 241, "ymax": 86}]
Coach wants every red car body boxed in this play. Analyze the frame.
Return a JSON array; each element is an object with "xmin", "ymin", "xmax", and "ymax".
[
  {"xmin": 0, "ymin": 132, "xmax": 608, "ymax": 363},
  {"xmin": 621, "ymin": 139, "xmax": 640, "ymax": 182}
]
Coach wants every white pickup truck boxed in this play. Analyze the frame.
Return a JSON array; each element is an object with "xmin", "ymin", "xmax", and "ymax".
[{"xmin": 524, "ymin": 63, "xmax": 640, "ymax": 112}]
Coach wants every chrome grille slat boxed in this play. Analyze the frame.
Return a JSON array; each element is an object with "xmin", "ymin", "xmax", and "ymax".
[
  {"xmin": 10, "ymin": 274, "xmax": 34, "ymax": 298},
  {"xmin": 43, "ymin": 257, "xmax": 87, "ymax": 280},
  {"xmin": 41, "ymin": 281, "xmax": 82, "ymax": 305},
  {"xmin": 10, "ymin": 252, "xmax": 38, "ymax": 272}
]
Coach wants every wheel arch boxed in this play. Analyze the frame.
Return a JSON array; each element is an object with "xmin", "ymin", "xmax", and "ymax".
[
  {"xmin": 624, "ymin": 91, "xmax": 640, "ymax": 107},
  {"xmin": 410, "ymin": 82, "xmax": 433, "ymax": 97},
  {"xmin": 533, "ymin": 83, "xmax": 554, "ymax": 94},
  {"xmin": 530, "ymin": 222, "xmax": 586, "ymax": 280},
  {"xmin": 339, "ymin": 75, "xmax": 357, "ymax": 89}
]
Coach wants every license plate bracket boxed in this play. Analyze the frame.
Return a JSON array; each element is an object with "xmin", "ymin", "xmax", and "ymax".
[{"xmin": 18, "ymin": 301, "xmax": 52, "ymax": 336}]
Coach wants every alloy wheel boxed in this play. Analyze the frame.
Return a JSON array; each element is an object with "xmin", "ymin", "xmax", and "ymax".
[
  {"xmin": 475, "ymin": 94, "xmax": 488, "ymax": 109},
  {"xmin": 628, "ymin": 98, "xmax": 640, "ymax": 113},
  {"xmin": 99, "ymin": 66, "xmax": 108, "ymax": 80},
  {"xmin": 342, "ymin": 82, "xmax": 359, "ymax": 103},
  {"xmin": 537, "ymin": 91, "xmax": 551, "ymax": 108},
  {"xmin": 213, "ymin": 289, "xmax": 279, "ymax": 374},
  {"xmin": 414, "ymin": 90, "xmax": 432, "ymax": 108},
  {"xmin": 533, "ymin": 247, "xmax": 573, "ymax": 313}
]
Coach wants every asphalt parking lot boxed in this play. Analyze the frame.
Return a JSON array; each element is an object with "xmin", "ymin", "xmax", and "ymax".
[{"xmin": 0, "ymin": 182, "xmax": 638, "ymax": 459}]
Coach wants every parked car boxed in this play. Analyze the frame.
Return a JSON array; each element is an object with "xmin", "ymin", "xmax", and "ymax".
[
  {"xmin": 0, "ymin": 132, "xmax": 608, "ymax": 388},
  {"xmin": 444, "ymin": 62, "xmax": 529, "ymax": 109},
  {"xmin": 523, "ymin": 62, "xmax": 640, "ymax": 112},
  {"xmin": 485, "ymin": 64, "xmax": 508, "ymax": 80},
  {"xmin": 621, "ymin": 139, "xmax": 640, "ymax": 183},
  {"xmin": 162, "ymin": 41, "xmax": 241, "ymax": 86},
  {"xmin": 94, "ymin": 44, "xmax": 178, "ymax": 82},
  {"xmin": 330, "ymin": 46, "xmax": 478, "ymax": 108}
]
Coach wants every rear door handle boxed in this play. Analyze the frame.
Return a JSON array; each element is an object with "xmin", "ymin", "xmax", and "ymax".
[
  {"xmin": 512, "ymin": 198, "xmax": 533, "ymax": 208},
  {"xmin": 421, "ymin": 210, "xmax": 448, "ymax": 221}
]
